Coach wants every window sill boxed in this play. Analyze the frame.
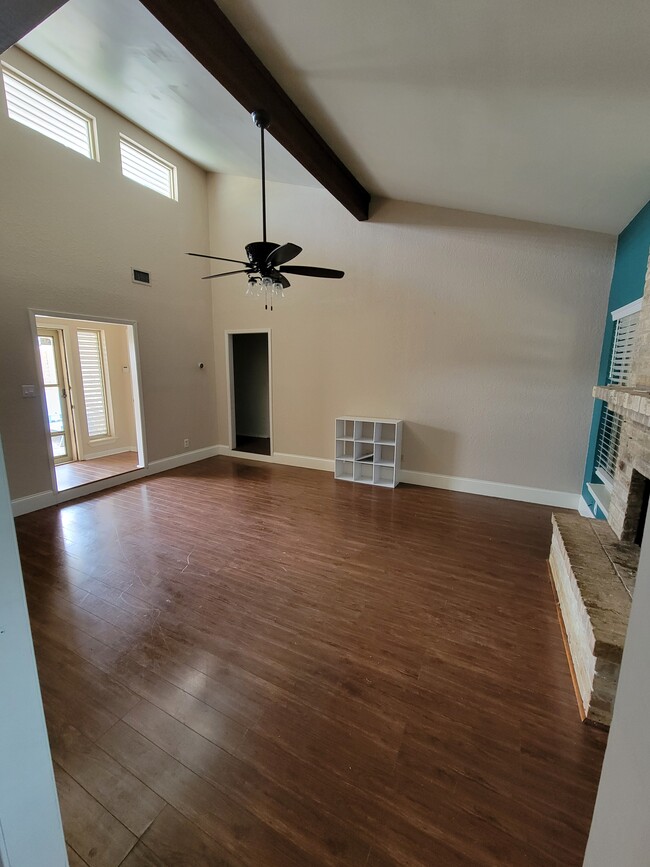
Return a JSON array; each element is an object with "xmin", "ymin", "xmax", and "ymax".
[{"xmin": 587, "ymin": 482, "xmax": 611, "ymax": 518}]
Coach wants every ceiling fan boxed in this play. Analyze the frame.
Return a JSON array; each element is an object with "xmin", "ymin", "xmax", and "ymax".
[{"xmin": 187, "ymin": 109, "xmax": 344, "ymax": 310}]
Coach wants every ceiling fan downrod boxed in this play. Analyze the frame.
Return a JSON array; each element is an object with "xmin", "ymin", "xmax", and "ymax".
[
  {"xmin": 186, "ymin": 109, "xmax": 344, "ymax": 308},
  {"xmin": 251, "ymin": 109, "xmax": 270, "ymax": 244}
]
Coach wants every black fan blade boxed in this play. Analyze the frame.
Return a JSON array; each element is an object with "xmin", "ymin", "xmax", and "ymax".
[
  {"xmin": 202, "ymin": 269, "xmax": 251, "ymax": 280},
  {"xmin": 266, "ymin": 243, "xmax": 302, "ymax": 268},
  {"xmin": 270, "ymin": 271, "xmax": 291, "ymax": 288},
  {"xmin": 279, "ymin": 265, "xmax": 344, "ymax": 279},
  {"xmin": 187, "ymin": 252, "xmax": 249, "ymax": 266}
]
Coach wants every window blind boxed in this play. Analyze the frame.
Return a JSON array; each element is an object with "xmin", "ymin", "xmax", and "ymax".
[
  {"xmin": 119, "ymin": 135, "xmax": 177, "ymax": 199},
  {"xmin": 77, "ymin": 330, "xmax": 109, "ymax": 439},
  {"xmin": 594, "ymin": 309, "xmax": 640, "ymax": 485},
  {"xmin": 608, "ymin": 311, "xmax": 639, "ymax": 385},
  {"xmin": 2, "ymin": 66, "xmax": 95, "ymax": 159}
]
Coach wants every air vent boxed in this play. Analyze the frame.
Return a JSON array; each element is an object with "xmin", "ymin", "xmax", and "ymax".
[{"xmin": 132, "ymin": 269, "xmax": 151, "ymax": 285}]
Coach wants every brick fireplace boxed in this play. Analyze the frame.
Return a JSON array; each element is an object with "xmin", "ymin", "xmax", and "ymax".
[{"xmin": 549, "ymin": 252, "xmax": 650, "ymax": 727}]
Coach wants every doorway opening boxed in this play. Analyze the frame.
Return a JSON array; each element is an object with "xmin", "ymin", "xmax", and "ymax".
[
  {"xmin": 33, "ymin": 314, "xmax": 145, "ymax": 492},
  {"xmin": 227, "ymin": 331, "xmax": 272, "ymax": 456}
]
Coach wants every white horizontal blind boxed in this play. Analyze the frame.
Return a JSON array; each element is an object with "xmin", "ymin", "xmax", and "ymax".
[
  {"xmin": 77, "ymin": 330, "xmax": 110, "ymax": 439},
  {"xmin": 119, "ymin": 135, "xmax": 177, "ymax": 199},
  {"xmin": 595, "ymin": 408, "xmax": 622, "ymax": 481},
  {"xmin": 608, "ymin": 310, "xmax": 639, "ymax": 385},
  {"xmin": 595, "ymin": 309, "xmax": 640, "ymax": 485},
  {"xmin": 2, "ymin": 66, "xmax": 95, "ymax": 159}
]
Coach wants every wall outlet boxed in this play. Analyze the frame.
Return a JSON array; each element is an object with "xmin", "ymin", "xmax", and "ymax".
[{"xmin": 183, "ymin": 438, "xmax": 190, "ymax": 449}]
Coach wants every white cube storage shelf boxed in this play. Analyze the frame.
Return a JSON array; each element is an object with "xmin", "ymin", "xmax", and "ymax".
[{"xmin": 335, "ymin": 417, "xmax": 402, "ymax": 488}]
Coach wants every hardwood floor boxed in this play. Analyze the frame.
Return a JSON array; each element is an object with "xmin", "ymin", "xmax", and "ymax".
[
  {"xmin": 16, "ymin": 456, "xmax": 607, "ymax": 866},
  {"xmin": 55, "ymin": 452, "xmax": 140, "ymax": 492}
]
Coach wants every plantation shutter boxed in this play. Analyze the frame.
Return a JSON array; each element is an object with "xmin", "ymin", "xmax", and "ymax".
[
  {"xmin": 608, "ymin": 311, "xmax": 639, "ymax": 385},
  {"xmin": 119, "ymin": 136, "xmax": 176, "ymax": 199},
  {"xmin": 2, "ymin": 67, "xmax": 95, "ymax": 159},
  {"xmin": 594, "ymin": 309, "xmax": 640, "ymax": 484},
  {"xmin": 77, "ymin": 330, "xmax": 109, "ymax": 438}
]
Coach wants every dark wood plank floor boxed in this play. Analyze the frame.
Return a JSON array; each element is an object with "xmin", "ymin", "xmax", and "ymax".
[
  {"xmin": 55, "ymin": 452, "xmax": 140, "ymax": 492},
  {"xmin": 16, "ymin": 456, "xmax": 607, "ymax": 866}
]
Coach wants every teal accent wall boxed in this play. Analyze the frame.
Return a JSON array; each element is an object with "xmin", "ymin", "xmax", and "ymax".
[{"xmin": 582, "ymin": 200, "xmax": 650, "ymax": 515}]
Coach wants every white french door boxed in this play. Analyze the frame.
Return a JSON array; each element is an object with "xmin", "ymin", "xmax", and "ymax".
[{"xmin": 37, "ymin": 327, "xmax": 77, "ymax": 465}]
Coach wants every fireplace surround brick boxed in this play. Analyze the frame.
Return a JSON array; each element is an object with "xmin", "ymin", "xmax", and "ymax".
[
  {"xmin": 549, "ymin": 513, "xmax": 632, "ymax": 726},
  {"xmin": 548, "ymin": 249, "xmax": 650, "ymax": 726}
]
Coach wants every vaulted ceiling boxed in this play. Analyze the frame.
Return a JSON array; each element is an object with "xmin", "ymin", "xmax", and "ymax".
[{"xmin": 14, "ymin": 0, "xmax": 650, "ymax": 233}]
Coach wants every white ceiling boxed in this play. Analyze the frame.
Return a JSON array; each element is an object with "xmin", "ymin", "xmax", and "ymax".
[
  {"xmin": 18, "ymin": 0, "xmax": 319, "ymax": 187},
  {"xmin": 18, "ymin": 0, "xmax": 650, "ymax": 233}
]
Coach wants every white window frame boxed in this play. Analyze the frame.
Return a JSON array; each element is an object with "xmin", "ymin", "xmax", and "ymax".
[
  {"xmin": 119, "ymin": 133, "xmax": 178, "ymax": 200},
  {"xmin": 594, "ymin": 299, "xmax": 642, "ymax": 491},
  {"xmin": 610, "ymin": 298, "xmax": 643, "ymax": 323},
  {"xmin": 1, "ymin": 61, "xmax": 98, "ymax": 160}
]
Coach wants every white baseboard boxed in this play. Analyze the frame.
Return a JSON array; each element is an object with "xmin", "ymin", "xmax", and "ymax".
[
  {"xmin": 11, "ymin": 445, "xmax": 221, "ymax": 516},
  {"xmin": 148, "ymin": 445, "xmax": 221, "ymax": 474},
  {"xmin": 274, "ymin": 452, "xmax": 334, "ymax": 472},
  {"xmin": 11, "ymin": 490, "xmax": 57, "ymax": 517},
  {"xmin": 79, "ymin": 446, "xmax": 137, "ymax": 461},
  {"xmin": 399, "ymin": 468, "xmax": 579, "ymax": 509},
  {"xmin": 216, "ymin": 446, "xmax": 334, "ymax": 473},
  {"xmin": 11, "ymin": 443, "xmax": 581, "ymax": 515},
  {"xmin": 216, "ymin": 446, "xmax": 578, "ymax": 508},
  {"xmin": 55, "ymin": 468, "xmax": 147, "ymax": 506},
  {"xmin": 216, "ymin": 447, "xmax": 275, "ymax": 464}
]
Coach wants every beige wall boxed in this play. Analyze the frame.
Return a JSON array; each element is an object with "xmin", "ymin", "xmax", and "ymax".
[
  {"xmin": 209, "ymin": 174, "xmax": 615, "ymax": 494},
  {"xmin": 0, "ymin": 46, "xmax": 618, "ymax": 501},
  {"xmin": 35, "ymin": 316, "xmax": 137, "ymax": 459},
  {"xmin": 0, "ymin": 48, "xmax": 217, "ymax": 500}
]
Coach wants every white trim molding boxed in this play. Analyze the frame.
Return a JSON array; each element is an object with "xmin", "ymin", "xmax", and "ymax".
[
  {"xmin": 12, "ymin": 444, "xmax": 581, "ymax": 515},
  {"xmin": 579, "ymin": 495, "xmax": 596, "ymax": 518},
  {"xmin": 224, "ymin": 329, "xmax": 273, "ymax": 454},
  {"xmin": 586, "ymin": 481, "xmax": 611, "ymax": 518},
  {"xmin": 215, "ymin": 447, "xmax": 578, "ymax": 508},
  {"xmin": 11, "ymin": 445, "xmax": 220, "ymax": 516},
  {"xmin": 611, "ymin": 297, "xmax": 643, "ymax": 321},
  {"xmin": 216, "ymin": 446, "xmax": 333, "ymax": 473},
  {"xmin": 79, "ymin": 446, "xmax": 138, "ymax": 461},
  {"xmin": 11, "ymin": 490, "xmax": 57, "ymax": 517},
  {"xmin": 398, "ymin": 468, "xmax": 580, "ymax": 509},
  {"xmin": 146, "ymin": 445, "xmax": 221, "ymax": 475}
]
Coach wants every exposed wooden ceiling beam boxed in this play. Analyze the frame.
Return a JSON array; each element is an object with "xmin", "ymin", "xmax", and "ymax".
[
  {"xmin": 138, "ymin": 0, "xmax": 370, "ymax": 221},
  {"xmin": 0, "ymin": 0, "xmax": 68, "ymax": 53}
]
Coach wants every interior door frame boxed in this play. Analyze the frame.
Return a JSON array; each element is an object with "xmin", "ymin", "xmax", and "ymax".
[
  {"xmin": 29, "ymin": 309, "xmax": 148, "ymax": 494},
  {"xmin": 225, "ymin": 329, "xmax": 273, "ymax": 454}
]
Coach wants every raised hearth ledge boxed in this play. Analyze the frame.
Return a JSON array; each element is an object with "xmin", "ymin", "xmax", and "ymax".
[
  {"xmin": 593, "ymin": 385, "xmax": 650, "ymax": 426},
  {"xmin": 549, "ymin": 513, "xmax": 632, "ymax": 726}
]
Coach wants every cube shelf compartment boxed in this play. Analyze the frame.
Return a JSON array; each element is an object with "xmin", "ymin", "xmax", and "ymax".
[
  {"xmin": 335, "ymin": 459, "xmax": 354, "ymax": 481},
  {"xmin": 334, "ymin": 417, "xmax": 402, "ymax": 488},
  {"xmin": 335, "ymin": 419, "xmax": 354, "ymax": 440},
  {"xmin": 336, "ymin": 440, "xmax": 354, "ymax": 460},
  {"xmin": 353, "ymin": 463, "xmax": 374, "ymax": 484}
]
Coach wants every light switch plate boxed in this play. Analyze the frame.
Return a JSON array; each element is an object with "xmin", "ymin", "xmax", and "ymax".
[{"xmin": 21, "ymin": 385, "xmax": 36, "ymax": 398}]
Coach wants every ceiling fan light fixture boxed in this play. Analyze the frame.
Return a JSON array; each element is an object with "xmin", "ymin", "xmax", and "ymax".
[
  {"xmin": 187, "ymin": 112, "xmax": 343, "ymax": 308},
  {"xmin": 246, "ymin": 275, "xmax": 265, "ymax": 298}
]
